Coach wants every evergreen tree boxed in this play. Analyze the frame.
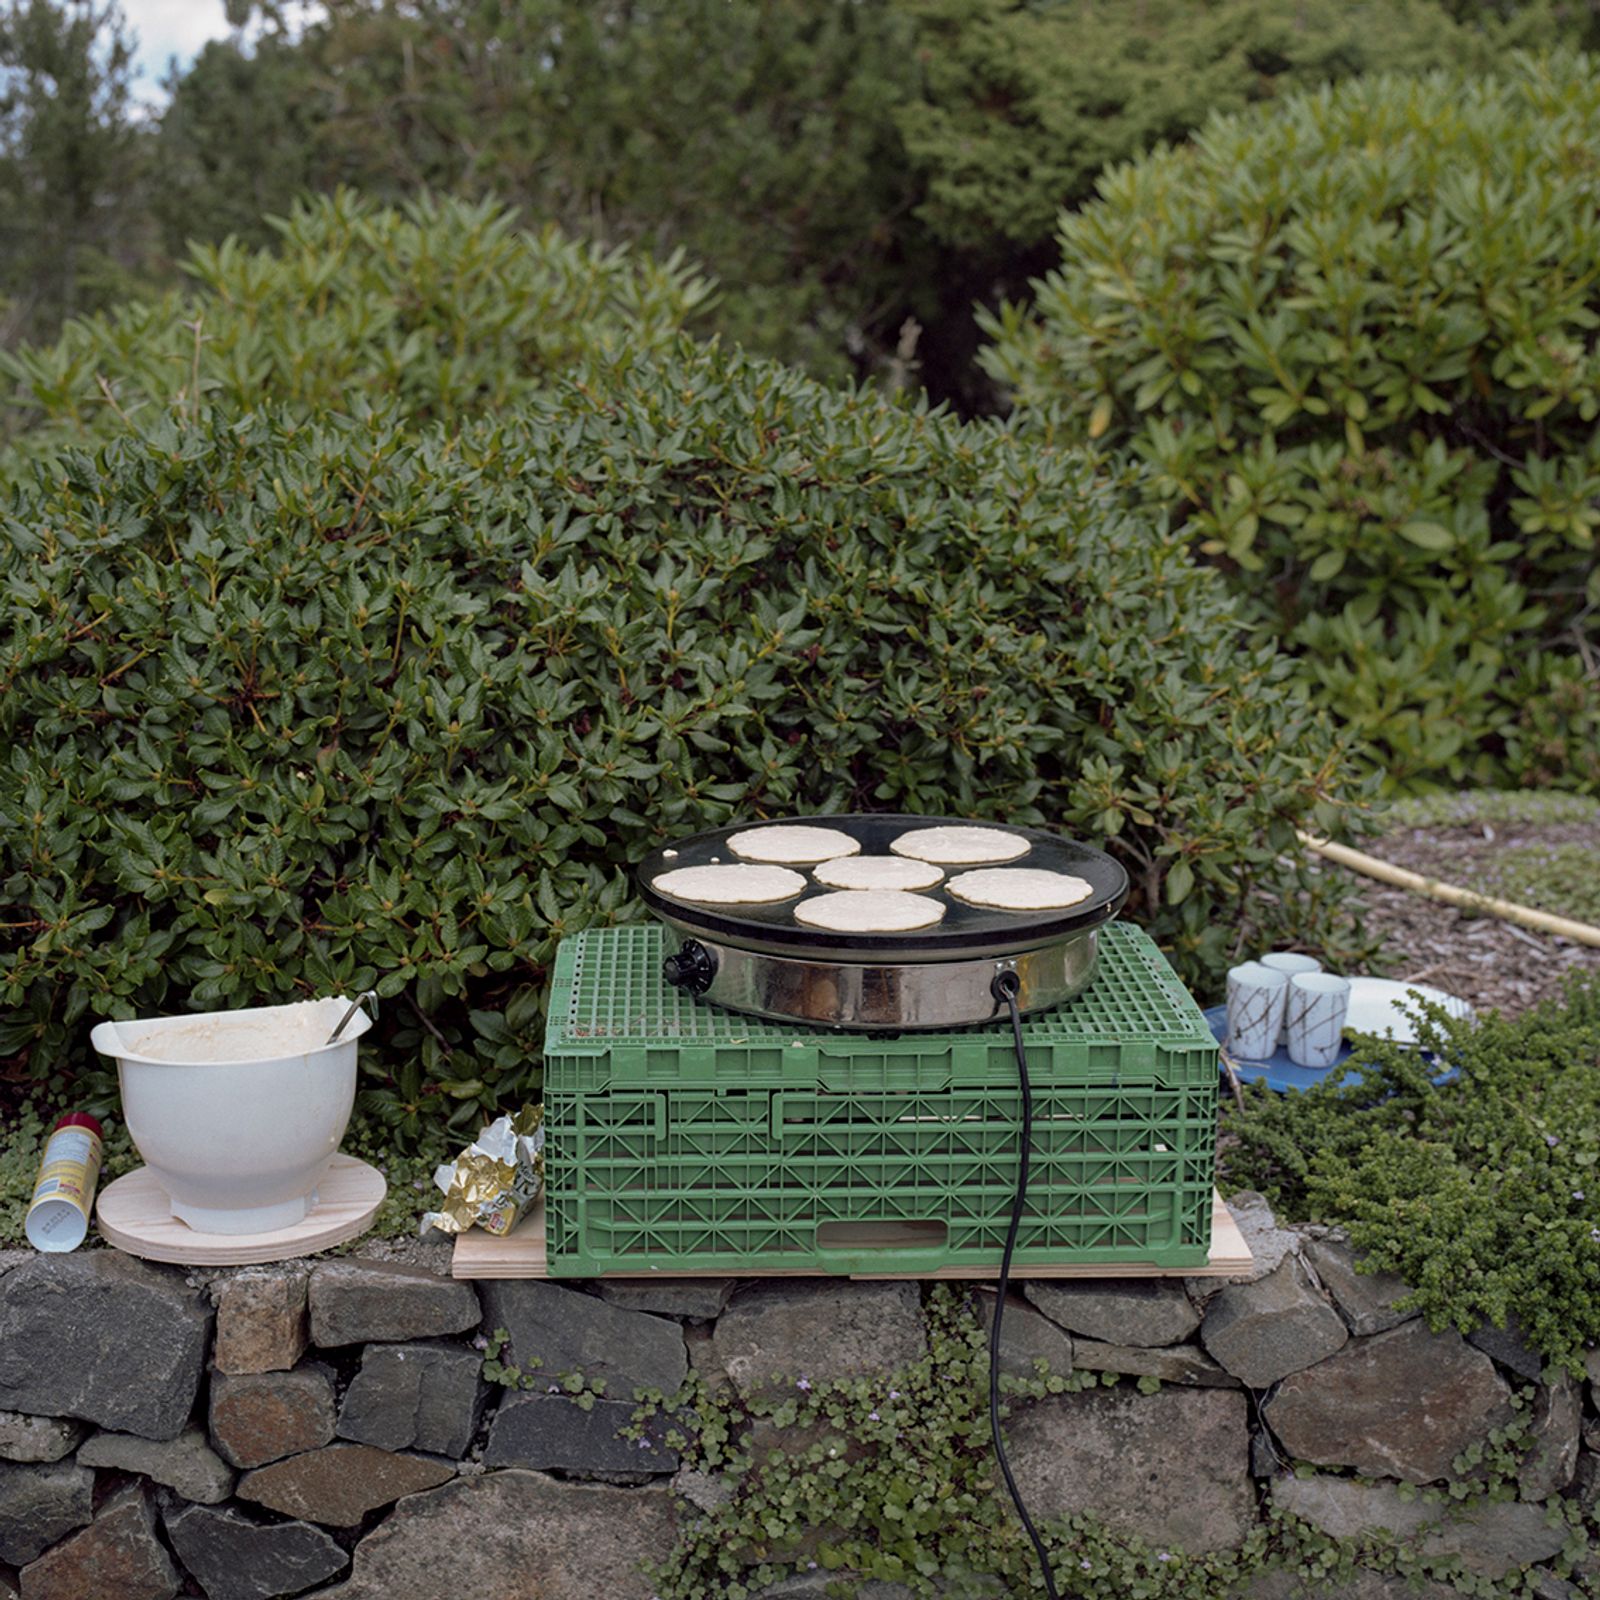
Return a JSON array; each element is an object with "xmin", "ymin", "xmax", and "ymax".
[
  {"xmin": 156, "ymin": 1, "xmax": 925, "ymax": 386},
  {"xmin": 0, "ymin": 0, "xmax": 146, "ymax": 347}
]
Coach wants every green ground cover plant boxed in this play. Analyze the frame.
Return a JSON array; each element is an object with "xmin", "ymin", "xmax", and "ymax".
[
  {"xmin": 0, "ymin": 1099, "xmax": 139, "ymax": 1241},
  {"xmin": 0, "ymin": 337, "xmax": 1362, "ymax": 1134},
  {"xmin": 0, "ymin": 190, "xmax": 713, "ymax": 465},
  {"xmin": 981, "ymin": 54, "xmax": 1600, "ymax": 793},
  {"xmin": 1472, "ymin": 843, "xmax": 1600, "ymax": 926},
  {"xmin": 599, "ymin": 1287, "xmax": 1592, "ymax": 1597},
  {"xmin": 1384, "ymin": 790, "xmax": 1600, "ymax": 830},
  {"xmin": 1222, "ymin": 976, "xmax": 1600, "ymax": 1369}
]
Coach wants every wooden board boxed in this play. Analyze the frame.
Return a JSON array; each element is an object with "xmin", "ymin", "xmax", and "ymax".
[
  {"xmin": 453, "ymin": 1188, "xmax": 1251, "ymax": 1281},
  {"xmin": 97, "ymin": 1156, "xmax": 387, "ymax": 1266}
]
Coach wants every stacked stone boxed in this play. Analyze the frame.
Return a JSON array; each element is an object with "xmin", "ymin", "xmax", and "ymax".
[
  {"xmin": 993, "ymin": 1196, "xmax": 1596, "ymax": 1600},
  {"xmin": 0, "ymin": 1254, "xmax": 703, "ymax": 1599},
  {"xmin": 0, "ymin": 1202, "xmax": 1595, "ymax": 1600}
]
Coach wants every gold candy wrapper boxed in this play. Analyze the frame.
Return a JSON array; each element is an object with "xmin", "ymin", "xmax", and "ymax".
[{"xmin": 420, "ymin": 1106, "xmax": 545, "ymax": 1238}]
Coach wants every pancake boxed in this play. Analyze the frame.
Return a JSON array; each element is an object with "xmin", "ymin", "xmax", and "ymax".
[
  {"xmin": 793, "ymin": 890, "xmax": 947, "ymax": 933},
  {"xmin": 889, "ymin": 825, "xmax": 1030, "ymax": 865},
  {"xmin": 945, "ymin": 868, "xmax": 1095, "ymax": 911},
  {"xmin": 726, "ymin": 825, "xmax": 861, "ymax": 864},
  {"xmin": 652, "ymin": 864, "xmax": 806, "ymax": 904},
  {"xmin": 812, "ymin": 855, "xmax": 945, "ymax": 891}
]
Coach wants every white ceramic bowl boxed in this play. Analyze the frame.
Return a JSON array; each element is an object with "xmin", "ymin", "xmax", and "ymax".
[{"xmin": 91, "ymin": 997, "xmax": 370, "ymax": 1235}]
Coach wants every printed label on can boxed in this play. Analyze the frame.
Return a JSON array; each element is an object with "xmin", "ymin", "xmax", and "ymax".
[{"xmin": 42, "ymin": 1129, "xmax": 95, "ymax": 1166}]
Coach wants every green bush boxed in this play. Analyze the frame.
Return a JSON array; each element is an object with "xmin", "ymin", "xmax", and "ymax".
[
  {"xmin": 2, "ymin": 1, "xmax": 1584, "ymax": 409},
  {"xmin": 980, "ymin": 55, "xmax": 1600, "ymax": 792},
  {"xmin": 1222, "ymin": 978, "xmax": 1600, "ymax": 1369},
  {"xmin": 0, "ymin": 339, "xmax": 1362, "ymax": 1134},
  {"xmin": 898, "ymin": 0, "xmax": 1561, "ymax": 252},
  {"xmin": 152, "ymin": 0, "xmax": 922, "ymax": 391},
  {"xmin": 0, "ymin": 189, "xmax": 714, "ymax": 464}
]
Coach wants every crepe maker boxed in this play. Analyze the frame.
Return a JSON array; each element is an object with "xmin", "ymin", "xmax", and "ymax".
[{"xmin": 636, "ymin": 814, "xmax": 1129, "ymax": 1030}]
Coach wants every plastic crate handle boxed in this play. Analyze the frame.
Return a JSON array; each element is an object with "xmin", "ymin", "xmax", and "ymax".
[{"xmin": 812, "ymin": 1220, "xmax": 949, "ymax": 1274}]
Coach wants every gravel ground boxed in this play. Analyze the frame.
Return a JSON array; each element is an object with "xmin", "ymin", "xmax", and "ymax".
[{"xmin": 1350, "ymin": 820, "xmax": 1600, "ymax": 1017}]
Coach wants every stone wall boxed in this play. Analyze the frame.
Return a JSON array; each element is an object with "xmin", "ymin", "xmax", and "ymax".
[{"xmin": 0, "ymin": 1194, "xmax": 1594, "ymax": 1599}]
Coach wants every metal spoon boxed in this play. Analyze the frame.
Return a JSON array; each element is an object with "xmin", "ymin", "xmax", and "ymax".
[{"xmin": 326, "ymin": 990, "xmax": 379, "ymax": 1046}]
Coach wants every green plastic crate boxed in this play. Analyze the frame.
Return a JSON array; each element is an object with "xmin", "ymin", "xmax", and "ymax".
[{"xmin": 544, "ymin": 922, "xmax": 1218, "ymax": 1276}]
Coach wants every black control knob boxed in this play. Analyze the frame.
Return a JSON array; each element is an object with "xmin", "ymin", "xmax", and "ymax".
[{"xmin": 662, "ymin": 940, "xmax": 717, "ymax": 995}]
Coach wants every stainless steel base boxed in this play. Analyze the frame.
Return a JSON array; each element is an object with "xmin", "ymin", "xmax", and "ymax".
[{"xmin": 662, "ymin": 928, "xmax": 1101, "ymax": 1030}]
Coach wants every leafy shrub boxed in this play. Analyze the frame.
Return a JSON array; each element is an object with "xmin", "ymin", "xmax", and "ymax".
[
  {"xmin": 0, "ymin": 339, "xmax": 1361, "ymax": 1133},
  {"xmin": 898, "ymin": 0, "xmax": 1561, "ymax": 251},
  {"xmin": 1222, "ymin": 979, "xmax": 1600, "ymax": 1368},
  {"xmin": 140, "ymin": 0, "xmax": 1558, "ymax": 413},
  {"xmin": 980, "ymin": 55, "xmax": 1600, "ymax": 792},
  {"xmin": 0, "ymin": 189, "xmax": 714, "ymax": 464},
  {"xmin": 152, "ymin": 0, "xmax": 922, "ymax": 390}
]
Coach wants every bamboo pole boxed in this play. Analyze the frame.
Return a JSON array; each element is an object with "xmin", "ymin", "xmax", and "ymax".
[{"xmin": 1297, "ymin": 831, "xmax": 1600, "ymax": 950}]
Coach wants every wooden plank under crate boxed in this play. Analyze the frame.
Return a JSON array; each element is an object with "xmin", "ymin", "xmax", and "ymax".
[{"xmin": 452, "ymin": 1187, "xmax": 1251, "ymax": 1280}]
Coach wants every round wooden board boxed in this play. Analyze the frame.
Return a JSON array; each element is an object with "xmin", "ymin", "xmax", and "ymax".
[{"xmin": 96, "ymin": 1155, "xmax": 387, "ymax": 1265}]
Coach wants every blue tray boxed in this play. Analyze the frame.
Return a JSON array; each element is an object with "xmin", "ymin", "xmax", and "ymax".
[
  {"xmin": 1203, "ymin": 1006, "xmax": 1357, "ymax": 1092},
  {"xmin": 1204, "ymin": 1006, "xmax": 1457, "ymax": 1094}
]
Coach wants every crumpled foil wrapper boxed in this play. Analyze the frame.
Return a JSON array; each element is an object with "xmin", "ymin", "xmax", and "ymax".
[{"xmin": 420, "ymin": 1105, "xmax": 545, "ymax": 1238}]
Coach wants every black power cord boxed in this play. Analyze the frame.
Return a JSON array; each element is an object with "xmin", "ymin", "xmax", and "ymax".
[{"xmin": 989, "ymin": 967, "xmax": 1062, "ymax": 1599}]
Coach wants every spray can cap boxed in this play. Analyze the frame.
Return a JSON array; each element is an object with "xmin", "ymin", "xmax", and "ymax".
[{"xmin": 53, "ymin": 1112, "xmax": 104, "ymax": 1139}]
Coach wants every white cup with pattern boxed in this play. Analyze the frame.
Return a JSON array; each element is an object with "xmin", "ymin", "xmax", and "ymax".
[
  {"xmin": 1285, "ymin": 972, "xmax": 1351, "ymax": 1069},
  {"xmin": 1260, "ymin": 952, "xmax": 1323, "ymax": 1042},
  {"xmin": 1225, "ymin": 962, "xmax": 1290, "ymax": 1060}
]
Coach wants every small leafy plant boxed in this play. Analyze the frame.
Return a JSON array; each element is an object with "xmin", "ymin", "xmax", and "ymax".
[
  {"xmin": 1222, "ymin": 975, "xmax": 1600, "ymax": 1369},
  {"xmin": 626, "ymin": 1287, "xmax": 1594, "ymax": 1598},
  {"xmin": 634, "ymin": 1287, "xmax": 1255, "ymax": 1598}
]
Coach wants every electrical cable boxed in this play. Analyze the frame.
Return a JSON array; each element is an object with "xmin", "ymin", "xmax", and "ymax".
[{"xmin": 989, "ymin": 968, "xmax": 1062, "ymax": 1599}]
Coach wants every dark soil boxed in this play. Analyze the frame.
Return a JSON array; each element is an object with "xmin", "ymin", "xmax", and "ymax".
[{"xmin": 1351, "ymin": 820, "xmax": 1600, "ymax": 1017}]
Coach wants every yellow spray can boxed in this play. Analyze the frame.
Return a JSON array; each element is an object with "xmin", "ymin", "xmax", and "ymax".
[{"xmin": 26, "ymin": 1113, "xmax": 104, "ymax": 1252}]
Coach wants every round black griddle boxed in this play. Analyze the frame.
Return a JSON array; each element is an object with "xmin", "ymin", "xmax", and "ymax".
[{"xmin": 636, "ymin": 814, "xmax": 1128, "ymax": 965}]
